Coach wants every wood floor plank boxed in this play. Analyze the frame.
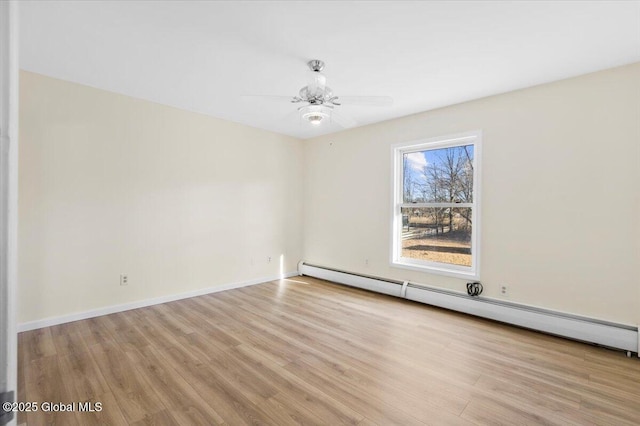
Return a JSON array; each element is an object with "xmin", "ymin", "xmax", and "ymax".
[
  {"xmin": 24, "ymin": 355, "xmax": 79, "ymax": 426},
  {"xmin": 50, "ymin": 325, "xmax": 111, "ymax": 402},
  {"xmin": 284, "ymin": 358, "xmax": 427, "ymax": 426},
  {"xmin": 155, "ymin": 343, "xmax": 277, "ymax": 425},
  {"xmin": 20, "ymin": 327, "xmax": 56, "ymax": 361},
  {"xmin": 588, "ymin": 369, "xmax": 640, "ymax": 396},
  {"xmin": 146, "ymin": 303, "xmax": 195, "ymax": 335},
  {"xmin": 232, "ymin": 344, "xmax": 365, "ymax": 425},
  {"xmin": 100, "ymin": 311, "xmax": 153, "ymax": 352},
  {"xmin": 88, "ymin": 340, "xmax": 165, "ymax": 423},
  {"xmin": 18, "ymin": 275, "xmax": 640, "ymax": 425},
  {"xmin": 584, "ymin": 346, "xmax": 640, "ymax": 377},
  {"xmin": 357, "ymin": 417, "xmax": 380, "ymax": 426},
  {"xmin": 471, "ymin": 374, "xmax": 598, "ymax": 425},
  {"xmin": 49, "ymin": 322, "xmax": 84, "ymax": 355},
  {"xmin": 57, "ymin": 351, "xmax": 109, "ymax": 402},
  {"xmin": 262, "ymin": 392, "xmax": 329, "ymax": 426},
  {"xmin": 229, "ymin": 288, "xmax": 471, "ymax": 389},
  {"xmin": 75, "ymin": 316, "xmax": 112, "ymax": 347},
  {"xmin": 125, "ymin": 344, "xmax": 225, "ymax": 425},
  {"xmin": 579, "ymin": 393, "xmax": 640, "ymax": 425},
  {"xmin": 242, "ymin": 308, "xmax": 474, "ymax": 409},
  {"xmin": 240, "ymin": 300, "xmax": 472, "ymax": 416},
  {"xmin": 129, "ymin": 409, "xmax": 180, "ymax": 426},
  {"xmin": 461, "ymin": 396, "xmax": 570, "ymax": 426}
]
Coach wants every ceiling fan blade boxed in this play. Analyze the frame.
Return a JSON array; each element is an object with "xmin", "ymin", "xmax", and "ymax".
[
  {"xmin": 333, "ymin": 96, "xmax": 393, "ymax": 106},
  {"xmin": 331, "ymin": 110, "xmax": 357, "ymax": 129},
  {"xmin": 240, "ymin": 95, "xmax": 300, "ymax": 103},
  {"xmin": 282, "ymin": 108, "xmax": 303, "ymax": 125}
]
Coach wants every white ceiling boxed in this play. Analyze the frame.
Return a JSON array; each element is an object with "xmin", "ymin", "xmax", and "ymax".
[{"xmin": 20, "ymin": 1, "xmax": 640, "ymax": 139}]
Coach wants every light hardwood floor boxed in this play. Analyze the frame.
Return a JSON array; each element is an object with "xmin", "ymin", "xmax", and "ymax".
[{"xmin": 18, "ymin": 276, "xmax": 640, "ymax": 425}]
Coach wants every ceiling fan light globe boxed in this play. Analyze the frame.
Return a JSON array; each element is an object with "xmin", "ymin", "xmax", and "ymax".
[
  {"xmin": 300, "ymin": 105, "xmax": 329, "ymax": 126},
  {"xmin": 308, "ymin": 115, "xmax": 324, "ymax": 125}
]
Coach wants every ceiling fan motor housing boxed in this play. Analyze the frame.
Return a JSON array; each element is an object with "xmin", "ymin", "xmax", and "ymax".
[{"xmin": 299, "ymin": 86, "xmax": 333, "ymax": 104}]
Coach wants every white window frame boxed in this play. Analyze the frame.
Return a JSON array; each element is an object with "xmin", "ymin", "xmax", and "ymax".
[{"xmin": 391, "ymin": 130, "xmax": 481, "ymax": 279}]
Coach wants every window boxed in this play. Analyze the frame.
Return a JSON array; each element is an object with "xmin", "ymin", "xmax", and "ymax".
[{"xmin": 391, "ymin": 131, "xmax": 481, "ymax": 279}]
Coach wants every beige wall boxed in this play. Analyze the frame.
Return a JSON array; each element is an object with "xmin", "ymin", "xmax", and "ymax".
[
  {"xmin": 19, "ymin": 71, "xmax": 303, "ymax": 323},
  {"xmin": 303, "ymin": 63, "xmax": 640, "ymax": 325},
  {"xmin": 19, "ymin": 64, "xmax": 640, "ymax": 327}
]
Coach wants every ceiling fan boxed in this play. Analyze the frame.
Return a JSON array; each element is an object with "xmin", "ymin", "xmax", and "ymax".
[{"xmin": 245, "ymin": 59, "xmax": 393, "ymax": 128}]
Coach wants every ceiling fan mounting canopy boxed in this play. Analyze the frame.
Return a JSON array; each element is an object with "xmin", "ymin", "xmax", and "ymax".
[{"xmin": 307, "ymin": 59, "xmax": 325, "ymax": 72}]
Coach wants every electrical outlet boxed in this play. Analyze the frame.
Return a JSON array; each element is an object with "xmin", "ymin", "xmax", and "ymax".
[
  {"xmin": 365, "ymin": 258, "xmax": 369, "ymax": 267},
  {"xmin": 501, "ymin": 285, "xmax": 507, "ymax": 295},
  {"xmin": 267, "ymin": 256, "xmax": 272, "ymax": 263},
  {"xmin": 120, "ymin": 274, "xmax": 128, "ymax": 286}
]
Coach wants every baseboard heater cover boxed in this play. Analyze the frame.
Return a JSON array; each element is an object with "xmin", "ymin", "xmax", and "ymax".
[
  {"xmin": 298, "ymin": 261, "xmax": 404, "ymax": 298},
  {"xmin": 298, "ymin": 262, "xmax": 638, "ymax": 353}
]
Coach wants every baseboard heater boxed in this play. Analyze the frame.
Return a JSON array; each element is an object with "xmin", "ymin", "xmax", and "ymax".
[{"xmin": 298, "ymin": 261, "xmax": 639, "ymax": 354}]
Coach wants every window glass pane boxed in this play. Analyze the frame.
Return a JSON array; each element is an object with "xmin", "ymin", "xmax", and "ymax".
[
  {"xmin": 400, "ymin": 207, "xmax": 472, "ymax": 267},
  {"xmin": 403, "ymin": 145, "xmax": 474, "ymax": 204}
]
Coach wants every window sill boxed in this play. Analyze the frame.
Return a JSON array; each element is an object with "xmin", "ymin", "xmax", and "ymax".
[{"xmin": 391, "ymin": 259, "xmax": 479, "ymax": 280}]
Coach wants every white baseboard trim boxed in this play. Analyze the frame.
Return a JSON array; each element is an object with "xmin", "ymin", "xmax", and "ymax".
[{"xmin": 18, "ymin": 271, "xmax": 299, "ymax": 332}]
